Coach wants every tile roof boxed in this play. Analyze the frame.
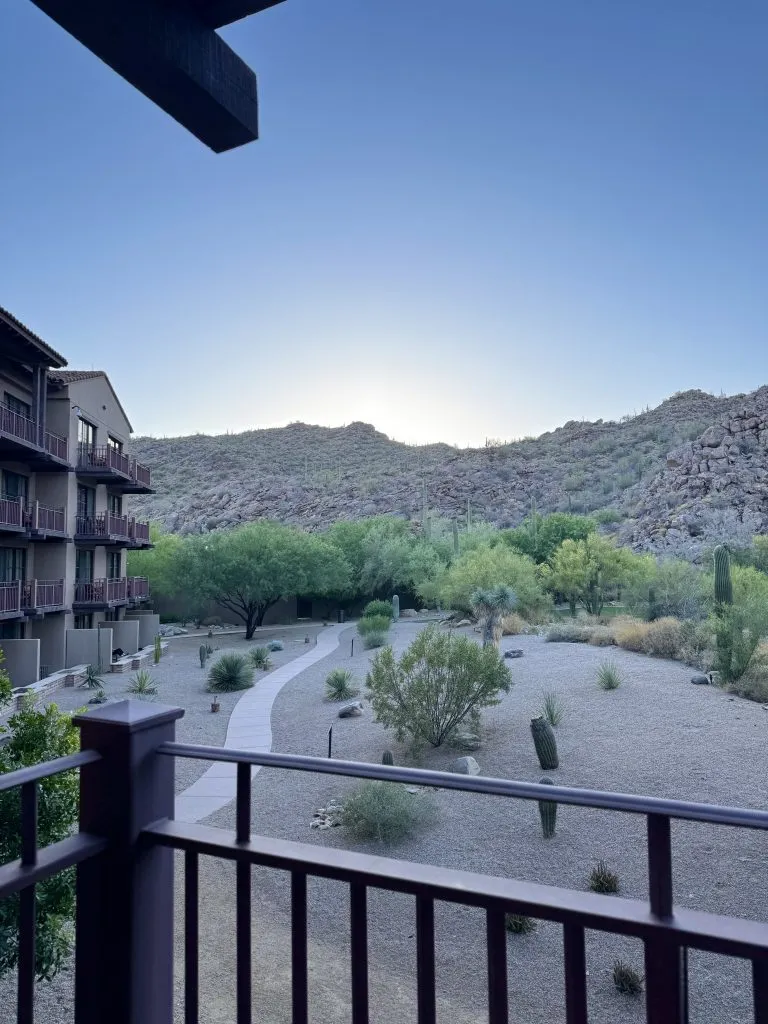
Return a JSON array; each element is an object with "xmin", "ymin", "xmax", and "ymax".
[
  {"xmin": 0, "ymin": 305, "xmax": 68, "ymax": 367},
  {"xmin": 48, "ymin": 370, "xmax": 134, "ymax": 434}
]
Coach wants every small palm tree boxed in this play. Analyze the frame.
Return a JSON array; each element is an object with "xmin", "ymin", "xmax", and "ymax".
[{"xmin": 471, "ymin": 586, "xmax": 517, "ymax": 648}]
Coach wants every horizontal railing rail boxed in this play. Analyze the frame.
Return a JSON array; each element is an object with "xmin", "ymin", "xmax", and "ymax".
[{"xmin": 25, "ymin": 501, "xmax": 66, "ymax": 534}]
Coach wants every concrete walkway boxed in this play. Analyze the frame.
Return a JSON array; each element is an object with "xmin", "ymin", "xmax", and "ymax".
[{"xmin": 174, "ymin": 624, "xmax": 347, "ymax": 823}]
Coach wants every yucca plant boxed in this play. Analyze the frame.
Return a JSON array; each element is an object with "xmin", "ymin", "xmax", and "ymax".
[
  {"xmin": 471, "ymin": 586, "xmax": 517, "ymax": 648},
  {"xmin": 597, "ymin": 661, "xmax": 622, "ymax": 690},
  {"xmin": 127, "ymin": 669, "xmax": 158, "ymax": 698},
  {"xmin": 588, "ymin": 859, "xmax": 619, "ymax": 894},
  {"xmin": 249, "ymin": 646, "xmax": 272, "ymax": 670},
  {"xmin": 208, "ymin": 653, "xmax": 254, "ymax": 693},
  {"xmin": 612, "ymin": 960, "xmax": 643, "ymax": 995},
  {"xmin": 325, "ymin": 668, "xmax": 359, "ymax": 701},
  {"xmin": 540, "ymin": 689, "xmax": 565, "ymax": 727},
  {"xmin": 505, "ymin": 914, "xmax": 536, "ymax": 935},
  {"xmin": 81, "ymin": 664, "xmax": 103, "ymax": 689}
]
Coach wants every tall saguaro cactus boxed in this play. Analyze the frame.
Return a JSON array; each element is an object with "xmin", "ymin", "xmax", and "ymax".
[{"xmin": 713, "ymin": 545, "xmax": 733, "ymax": 606}]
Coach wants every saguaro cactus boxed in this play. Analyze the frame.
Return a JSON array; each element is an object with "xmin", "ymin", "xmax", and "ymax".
[
  {"xmin": 537, "ymin": 777, "xmax": 557, "ymax": 838},
  {"xmin": 199, "ymin": 644, "xmax": 208, "ymax": 669},
  {"xmin": 530, "ymin": 716, "xmax": 559, "ymax": 770},
  {"xmin": 382, "ymin": 750, "xmax": 395, "ymax": 766},
  {"xmin": 713, "ymin": 545, "xmax": 733, "ymax": 606},
  {"xmin": 452, "ymin": 519, "xmax": 460, "ymax": 557},
  {"xmin": 392, "ymin": 595, "xmax": 400, "ymax": 620}
]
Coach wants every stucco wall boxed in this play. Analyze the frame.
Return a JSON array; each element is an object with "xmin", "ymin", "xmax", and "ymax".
[
  {"xmin": 108, "ymin": 619, "xmax": 140, "ymax": 655},
  {"xmin": 1, "ymin": 639, "xmax": 40, "ymax": 687}
]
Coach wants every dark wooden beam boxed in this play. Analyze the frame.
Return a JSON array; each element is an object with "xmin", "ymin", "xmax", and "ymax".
[
  {"xmin": 191, "ymin": 0, "xmax": 286, "ymax": 30},
  {"xmin": 29, "ymin": 0, "xmax": 261, "ymax": 152}
]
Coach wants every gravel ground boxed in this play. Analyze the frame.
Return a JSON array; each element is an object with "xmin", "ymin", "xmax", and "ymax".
[{"xmin": 7, "ymin": 622, "xmax": 768, "ymax": 1023}]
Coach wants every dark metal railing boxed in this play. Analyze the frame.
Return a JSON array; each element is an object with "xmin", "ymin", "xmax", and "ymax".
[
  {"xmin": 25, "ymin": 501, "xmax": 66, "ymax": 535},
  {"xmin": 0, "ymin": 496, "xmax": 24, "ymax": 529},
  {"xmin": 77, "ymin": 443, "xmax": 132, "ymax": 478},
  {"xmin": 127, "ymin": 576, "xmax": 149, "ymax": 600},
  {"xmin": 75, "ymin": 511, "xmax": 131, "ymax": 541},
  {"xmin": 73, "ymin": 577, "xmax": 129, "ymax": 605},
  {"xmin": 3, "ymin": 703, "xmax": 768, "ymax": 1024},
  {"xmin": 0, "ymin": 403, "xmax": 37, "ymax": 446},
  {"xmin": 130, "ymin": 459, "xmax": 151, "ymax": 489},
  {"xmin": 21, "ymin": 579, "xmax": 65, "ymax": 611},
  {"xmin": 43, "ymin": 431, "xmax": 68, "ymax": 462},
  {"xmin": 129, "ymin": 518, "xmax": 151, "ymax": 544},
  {"xmin": 0, "ymin": 580, "xmax": 22, "ymax": 615}
]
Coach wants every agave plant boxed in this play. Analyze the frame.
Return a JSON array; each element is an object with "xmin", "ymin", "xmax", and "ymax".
[
  {"xmin": 127, "ymin": 669, "xmax": 158, "ymax": 698},
  {"xmin": 81, "ymin": 664, "xmax": 103, "ymax": 689},
  {"xmin": 249, "ymin": 646, "xmax": 272, "ymax": 670}
]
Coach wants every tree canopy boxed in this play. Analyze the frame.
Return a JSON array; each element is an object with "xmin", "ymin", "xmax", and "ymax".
[
  {"xmin": 501, "ymin": 512, "xmax": 596, "ymax": 564},
  {"xmin": 542, "ymin": 534, "xmax": 647, "ymax": 615},
  {"xmin": 424, "ymin": 543, "xmax": 550, "ymax": 618}
]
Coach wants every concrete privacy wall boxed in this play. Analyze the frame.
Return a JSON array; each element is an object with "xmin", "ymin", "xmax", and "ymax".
[
  {"xmin": 1, "ymin": 639, "xmax": 41, "ymax": 687},
  {"xmin": 65, "ymin": 629, "xmax": 100, "ymax": 669},
  {"xmin": 32, "ymin": 616, "xmax": 66, "ymax": 675},
  {"xmin": 98, "ymin": 628, "xmax": 113, "ymax": 670},
  {"xmin": 126, "ymin": 612, "xmax": 160, "ymax": 648},
  {"xmin": 106, "ymin": 619, "xmax": 140, "ymax": 656}
]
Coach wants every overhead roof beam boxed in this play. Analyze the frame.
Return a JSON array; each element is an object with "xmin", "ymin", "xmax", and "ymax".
[
  {"xmin": 29, "ymin": 0, "xmax": 264, "ymax": 152},
  {"xmin": 191, "ymin": 1, "xmax": 285, "ymax": 30}
]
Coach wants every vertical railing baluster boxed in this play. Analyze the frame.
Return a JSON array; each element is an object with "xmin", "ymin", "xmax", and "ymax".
[
  {"xmin": 350, "ymin": 883, "xmax": 369, "ymax": 1024},
  {"xmin": 563, "ymin": 923, "xmax": 588, "ymax": 1024},
  {"xmin": 645, "ymin": 814, "xmax": 685, "ymax": 1024},
  {"xmin": 17, "ymin": 782, "xmax": 38, "ymax": 1024},
  {"xmin": 415, "ymin": 895, "xmax": 436, "ymax": 1024},
  {"xmin": 236, "ymin": 762, "xmax": 252, "ymax": 1024},
  {"xmin": 753, "ymin": 959, "xmax": 768, "ymax": 1024},
  {"xmin": 184, "ymin": 851, "xmax": 199, "ymax": 1024},
  {"xmin": 291, "ymin": 872, "xmax": 308, "ymax": 1024},
  {"xmin": 486, "ymin": 905, "xmax": 508, "ymax": 1024}
]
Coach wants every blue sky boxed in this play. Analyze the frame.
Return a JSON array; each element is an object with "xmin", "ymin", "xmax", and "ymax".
[{"xmin": 1, "ymin": 1, "xmax": 766, "ymax": 445}]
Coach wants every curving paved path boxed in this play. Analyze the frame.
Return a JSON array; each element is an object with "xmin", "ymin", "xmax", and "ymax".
[{"xmin": 175, "ymin": 624, "xmax": 347, "ymax": 823}]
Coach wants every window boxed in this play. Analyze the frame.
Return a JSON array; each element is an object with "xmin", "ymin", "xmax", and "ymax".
[
  {"xmin": 2, "ymin": 470, "xmax": 28, "ymax": 502},
  {"xmin": 4, "ymin": 393, "xmax": 31, "ymax": 418},
  {"xmin": 77, "ymin": 417, "xmax": 95, "ymax": 447},
  {"xmin": 108, "ymin": 493, "xmax": 122, "ymax": 516},
  {"xmin": 76, "ymin": 549, "xmax": 94, "ymax": 582},
  {"xmin": 77, "ymin": 484, "xmax": 95, "ymax": 517},
  {"xmin": 104, "ymin": 609, "xmax": 116, "ymax": 622},
  {"xmin": 107, "ymin": 435, "xmax": 123, "ymax": 452},
  {"xmin": 0, "ymin": 548, "xmax": 26, "ymax": 582},
  {"xmin": 74, "ymin": 614, "xmax": 93, "ymax": 630},
  {"xmin": 0, "ymin": 622, "xmax": 23, "ymax": 640},
  {"xmin": 107, "ymin": 551, "xmax": 122, "ymax": 579}
]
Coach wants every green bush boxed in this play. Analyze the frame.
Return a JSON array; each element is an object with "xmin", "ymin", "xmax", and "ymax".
[
  {"xmin": 597, "ymin": 661, "xmax": 622, "ymax": 690},
  {"xmin": 540, "ymin": 690, "xmax": 564, "ymax": 727},
  {"xmin": 363, "ymin": 631, "xmax": 388, "ymax": 650},
  {"xmin": 363, "ymin": 600, "xmax": 394, "ymax": 620},
  {"xmin": 208, "ymin": 653, "xmax": 255, "ymax": 693},
  {"xmin": 505, "ymin": 914, "xmax": 536, "ymax": 935},
  {"xmin": 643, "ymin": 617, "xmax": 683, "ymax": 659},
  {"xmin": 545, "ymin": 623, "xmax": 594, "ymax": 643},
  {"xmin": 366, "ymin": 624, "xmax": 511, "ymax": 747},
  {"xmin": 127, "ymin": 669, "xmax": 157, "ymax": 697},
  {"xmin": 341, "ymin": 781, "xmax": 437, "ymax": 844},
  {"xmin": 426, "ymin": 544, "xmax": 550, "ymax": 620},
  {"xmin": 588, "ymin": 860, "xmax": 619, "ymax": 893},
  {"xmin": 613, "ymin": 960, "xmax": 643, "ymax": 995},
  {"xmin": 357, "ymin": 615, "xmax": 391, "ymax": 637},
  {"xmin": 325, "ymin": 668, "xmax": 359, "ymax": 701},
  {"xmin": 267, "ymin": 639, "xmax": 284, "ymax": 652},
  {"xmin": 249, "ymin": 646, "xmax": 273, "ymax": 670}
]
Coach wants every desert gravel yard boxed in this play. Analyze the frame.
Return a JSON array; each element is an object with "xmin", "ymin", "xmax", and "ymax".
[{"xmin": 7, "ymin": 621, "xmax": 768, "ymax": 1023}]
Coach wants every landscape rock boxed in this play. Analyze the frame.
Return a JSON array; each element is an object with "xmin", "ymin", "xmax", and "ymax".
[
  {"xmin": 691, "ymin": 673, "xmax": 711, "ymax": 685},
  {"xmin": 338, "ymin": 701, "xmax": 363, "ymax": 718},
  {"xmin": 452, "ymin": 732, "xmax": 481, "ymax": 751},
  {"xmin": 400, "ymin": 608, "xmax": 418, "ymax": 617},
  {"xmin": 449, "ymin": 756, "xmax": 481, "ymax": 776},
  {"xmin": 504, "ymin": 649, "xmax": 524, "ymax": 659}
]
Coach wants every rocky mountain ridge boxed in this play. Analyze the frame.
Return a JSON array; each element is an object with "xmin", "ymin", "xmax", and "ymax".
[{"xmin": 128, "ymin": 386, "xmax": 767, "ymax": 558}]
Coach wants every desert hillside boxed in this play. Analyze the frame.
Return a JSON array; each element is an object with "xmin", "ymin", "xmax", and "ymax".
[{"xmin": 128, "ymin": 386, "xmax": 768, "ymax": 558}]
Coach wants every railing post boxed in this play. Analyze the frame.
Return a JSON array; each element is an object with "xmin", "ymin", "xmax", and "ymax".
[{"xmin": 74, "ymin": 700, "xmax": 184, "ymax": 1024}]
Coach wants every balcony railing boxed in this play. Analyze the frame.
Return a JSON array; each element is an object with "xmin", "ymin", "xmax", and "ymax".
[
  {"xmin": 130, "ymin": 458, "xmax": 151, "ymax": 489},
  {"xmin": 44, "ymin": 430, "xmax": 69, "ymax": 462},
  {"xmin": 129, "ymin": 518, "xmax": 151, "ymax": 545},
  {"xmin": 76, "ymin": 511, "xmax": 131, "ymax": 542},
  {"xmin": 127, "ymin": 575, "xmax": 150, "ymax": 600},
  {"xmin": 73, "ymin": 577, "xmax": 129, "ymax": 605},
  {"xmin": 0, "ymin": 579, "xmax": 21, "ymax": 615},
  {"xmin": 24, "ymin": 500, "xmax": 66, "ymax": 535},
  {"xmin": 21, "ymin": 578, "xmax": 65, "ymax": 612},
  {"xmin": 0, "ymin": 403, "xmax": 37, "ymax": 445},
  {"xmin": 0, "ymin": 496, "xmax": 24, "ymax": 530},
  {"xmin": 2, "ymin": 701, "xmax": 768, "ymax": 1024},
  {"xmin": 77, "ymin": 443, "xmax": 132, "ymax": 478}
]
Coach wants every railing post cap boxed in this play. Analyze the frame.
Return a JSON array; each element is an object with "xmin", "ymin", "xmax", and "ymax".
[{"xmin": 74, "ymin": 699, "xmax": 184, "ymax": 733}]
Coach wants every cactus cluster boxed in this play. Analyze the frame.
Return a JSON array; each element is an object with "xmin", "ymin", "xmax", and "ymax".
[{"xmin": 530, "ymin": 716, "xmax": 559, "ymax": 770}]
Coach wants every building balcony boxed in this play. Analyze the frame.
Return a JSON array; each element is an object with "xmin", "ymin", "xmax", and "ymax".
[
  {"xmin": 0, "ymin": 578, "xmax": 67, "ymax": 618},
  {"xmin": 76, "ymin": 444, "xmax": 153, "ymax": 493},
  {"xmin": 2, "ymin": 702, "xmax": 768, "ymax": 1024},
  {"xmin": 0, "ymin": 403, "xmax": 69, "ymax": 469},
  {"xmin": 0, "ymin": 496, "xmax": 24, "ymax": 533},
  {"xmin": 24, "ymin": 500, "xmax": 68, "ymax": 539},
  {"xmin": 76, "ymin": 512, "xmax": 132, "ymax": 545},
  {"xmin": 73, "ymin": 576, "xmax": 150, "ymax": 608}
]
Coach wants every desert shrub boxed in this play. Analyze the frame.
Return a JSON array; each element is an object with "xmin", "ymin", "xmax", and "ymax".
[
  {"xmin": 501, "ymin": 612, "xmax": 528, "ymax": 635},
  {"xmin": 677, "ymin": 618, "xmax": 713, "ymax": 668},
  {"xmin": 366, "ymin": 625, "xmax": 511, "ymax": 746},
  {"xmin": 545, "ymin": 623, "xmax": 594, "ymax": 643},
  {"xmin": 612, "ymin": 617, "xmax": 650, "ymax": 653},
  {"xmin": 427, "ymin": 544, "xmax": 551, "ymax": 619},
  {"xmin": 613, "ymin": 960, "xmax": 643, "ymax": 995},
  {"xmin": 597, "ymin": 661, "xmax": 622, "ymax": 690},
  {"xmin": 81, "ymin": 664, "xmax": 103, "ymax": 689},
  {"xmin": 357, "ymin": 615, "xmax": 391, "ymax": 637},
  {"xmin": 712, "ymin": 603, "xmax": 768, "ymax": 684},
  {"xmin": 208, "ymin": 654, "xmax": 254, "ymax": 692},
  {"xmin": 267, "ymin": 639, "xmax": 284, "ymax": 652},
  {"xmin": 363, "ymin": 631, "xmax": 388, "ymax": 650},
  {"xmin": 363, "ymin": 600, "xmax": 394, "ymax": 620},
  {"xmin": 540, "ymin": 690, "xmax": 565, "ymax": 727},
  {"xmin": 589, "ymin": 860, "xmax": 619, "ymax": 893},
  {"xmin": 341, "ymin": 782, "xmax": 437, "ymax": 844},
  {"xmin": 587, "ymin": 625, "xmax": 616, "ymax": 647},
  {"xmin": 127, "ymin": 669, "xmax": 157, "ymax": 697},
  {"xmin": 325, "ymin": 668, "xmax": 359, "ymax": 701},
  {"xmin": 249, "ymin": 646, "xmax": 273, "ymax": 670},
  {"xmin": 643, "ymin": 617, "xmax": 683, "ymax": 659},
  {"xmin": 505, "ymin": 914, "xmax": 536, "ymax": 935},
  {"xmin": 201, "ymin": 616, "xmax": 222, "ymax": 628}
]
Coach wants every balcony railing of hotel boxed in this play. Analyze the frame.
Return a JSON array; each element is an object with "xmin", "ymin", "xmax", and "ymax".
[
  {"xmin": 20, "ymin": 578, "xmax": 65, "ymax": 611},
  {"xmin": 75, "ymin": 512, "xmax": 151, "ymax": 544},
  {"xmin": 73, "ymin": 576, "xmax": 149, "ymax": 605},
  {"xmin": 0, "ymin": 499, "xmax": 67, "ymax": 535},
  {"xmin": 0, "ymin": 402, "xmax": 68, "ymax": 460},
  {"xmin": 127, "ymin": 575, "xmax": 150, "ymax": 600},
  {"xmin": 0, "ymin": 496, "xmax": 23, "ymax": 530},
  {"xmin": 77, "ymin": 444, "xmax": 151, "ymax": 489},
  {"xmin": 2, "ymin": 701, "xmax": 768, "ymax": 1024}
]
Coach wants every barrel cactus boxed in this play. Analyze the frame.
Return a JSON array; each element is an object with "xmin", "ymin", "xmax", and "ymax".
[
  {"xmin": 382, "ymin": 750, "xmax": 395, "ymax": 766},
  {"xmin": 530, "ymin": 716, "xmax": 559, "ymax": 770},
  {"xmin": 713, "ymin": 545, "xmax": 733, "ymax": 606},
  {"xmin": 537, "ymin": 777, "xmax": 557, "ymax": 838},
  {"xmin": 392, "ymin": 595, "xmax": 400, "ymax": 620}
]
